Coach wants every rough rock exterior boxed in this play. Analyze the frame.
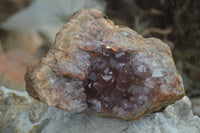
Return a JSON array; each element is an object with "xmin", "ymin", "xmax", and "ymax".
[
  {"xmin": 1, "ymin": 87, "xmax": 200, "ymax": 133},
  {"xmin": 25, "ymin": 9, "xmax": 185, "ymax": 120}
]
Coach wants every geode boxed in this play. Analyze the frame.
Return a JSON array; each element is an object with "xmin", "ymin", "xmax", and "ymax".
[{"xmin": 25, "ymin": 9, "xmax": 185, "ymax": 121}]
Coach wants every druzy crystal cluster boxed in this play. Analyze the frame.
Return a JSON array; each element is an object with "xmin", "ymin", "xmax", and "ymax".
[{"xmin": 25, "ymin": 9, "xmax": 185, "ymax": 120}]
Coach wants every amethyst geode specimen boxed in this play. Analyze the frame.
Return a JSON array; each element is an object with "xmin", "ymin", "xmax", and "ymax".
[{"xmin": 25, "ymin": 9, "xmax": 185, "ymax": 120}]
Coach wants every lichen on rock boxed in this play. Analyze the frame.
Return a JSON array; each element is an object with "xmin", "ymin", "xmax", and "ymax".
[{"xmin": 25, "ymin": 9, "xmax": 185, "ymax": 120}]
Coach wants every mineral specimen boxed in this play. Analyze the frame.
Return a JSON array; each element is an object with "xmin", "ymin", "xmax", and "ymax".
[{"xmin": 25, "ymin": 9, "xmax": 185, "ymax": 121}]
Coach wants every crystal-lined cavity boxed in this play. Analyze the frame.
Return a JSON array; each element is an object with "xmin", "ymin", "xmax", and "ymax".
[{"xmin": 25, "ymin": 9, "xmax": 185, "ymax": 121}]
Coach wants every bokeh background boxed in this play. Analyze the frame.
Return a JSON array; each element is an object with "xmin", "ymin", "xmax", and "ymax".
[{"xmin": 0, "ymin": 0, "xmax": 199, "ymax": 116}]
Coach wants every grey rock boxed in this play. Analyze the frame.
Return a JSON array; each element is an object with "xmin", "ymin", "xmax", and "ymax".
[
  {"xmin": 0, "ymin": 86, "xmax": 200, "ymax": 133},
  {"xmin": 191, "ymin": 97, "xmax": 200, "ymax": 117},
  {"xmin": 1, "ymin": 0, "xmax": 106, "ymax": 42}
]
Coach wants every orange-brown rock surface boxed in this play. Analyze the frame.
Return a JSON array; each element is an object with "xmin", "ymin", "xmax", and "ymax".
[
  {"xmin": 25, "ymin": 9, "xmax": 185, "ymax": 121},
  {"xmin": 0, "ymin": 50, "xmax": 36, "ymax": 91}
]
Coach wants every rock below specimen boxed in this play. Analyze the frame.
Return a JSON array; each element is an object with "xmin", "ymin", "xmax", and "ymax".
[
  {"xmin": 1, "ymin": 87, "xmax": 200, "ymax": 133},
  {"xmin": 25, "ymin": 9, "xmax": 185, "ymax": 120}
]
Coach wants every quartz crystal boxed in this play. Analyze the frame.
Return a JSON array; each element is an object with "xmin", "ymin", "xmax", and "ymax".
[{"xmin": 25, "ymin": 9, "xmax": 185, "ymax": 120}]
